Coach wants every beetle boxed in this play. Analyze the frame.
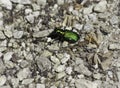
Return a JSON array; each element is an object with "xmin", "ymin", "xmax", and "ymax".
[{"xmin": 48, "ymin": 28, "xmax": 80, "ymax": 43}]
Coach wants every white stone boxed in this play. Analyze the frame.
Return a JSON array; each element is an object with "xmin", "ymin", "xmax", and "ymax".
[
  {"xmin": 0, "ymin": 40, "xmax": 7, "ymax": 46},
  {"xmin": 0, "ymin": 31, "xmax": 5, "ymax": 39},
  {"xmin": 4, "ymin": 29, "xmax": 13, "ymax": 38},
  {"xmin": 33, "ymin": 29, "xmax": 53, "ymax": 38},
  {"xmin": 73, "ymin": 23, "xmax": 83, "ymax": 30},
  {"xmin": 83, "ymin": 6, "xmax": 93, "ymax": 15},
  {"xmin": 13, "ymin": 30, "xmax": 23, "ymax": 39},
  {"xmin": 25, "ymin": 14, "xmax": 34, "ymax": 23},
  {"xmin": 36, "ymin": 84, "xmax": 45, "ymax": 88},
  {"xmin": 25, "ymin": 9, "xmax": 32, "ymax": 15},
  {"xmin": 0, "ymin": 47, "xmax": 7, "ymax": 52},
  {"xmin": 109, "ymin": 44, "xmax": 120, "ymax": 50},
  {"xmin": 57, "ymin": 0, "xmax": 64, "ymax": 5},
  {"xmin": 61, "ymin": 53, "xmax": 70, "ymax": 64},
  {"xmin": 11, "ymin": 0, "xmax": 31, "ymax": 4},
  {"xmin": 3, "ymin": 52, "xmax": 14, "ymax": 61},
  {"xmin": 0, "ymin": 12, "xmax": 3, "ymax": 19},
  {"xmin": 75, "ymin": 79, "xmax": 98, "ymax": 88},
  {"xmin": 37, "ymin": 0, "xmax": 46, "ymax": 6},
  {"xmin": 11, "ymin": 78, "xmax": 19, "ymax": 88},
  {"xmin": 55, "ymin": 65, "xmax": 65, "ymax": 72},
  {"xmin": 94, "ymin": 0, "xmax": 107, "ymax": 12},
  {"xmin": 0, "ymin": 52, "xmax": 2, "ymax": 57},
  {"xmin": 16, "ymin": 4, "xmax": 24, "ymax": 11},
  {"xmin": 0, "ymin": 0, "xmax": 12, "ymax": 10},
  {"xmin": 56, "ymin": 72, "xmax": 66, "ymax": 80},
  {"xmin": 50, "ymin": 56, "xmax": 60, "ymax": 64},
  {"xmin": 0, "ymin": 20, "xmax": 3, "ymax": 26},
  {"xmin": 17, "ymin": 68, "xmax": 31, "ymax": 81},
  {"xmin": 50, "ymin": 85, "xmax": 57, "ymax": 88},
  {"xmin": 22, "ymin": 78, "xmax": 34, "ymax": 85},
  {"xmin": 33, "ymin": 11, "xmax": 40, "ymax": 18},
  {"xmin": 65, "ymin": 67, "xmax": 72, "ymax": 75},
  {"xmin": 69, "ymin": 6, "xmax": 74, "ymax": 12},
  {"xmin": 0, "ymin": 75, "xmax": 6, "ymax": 86}
]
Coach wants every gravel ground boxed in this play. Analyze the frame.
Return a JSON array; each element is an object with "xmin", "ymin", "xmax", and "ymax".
[{"xmin": 0, "ymin": 0, "xmax": 120, "ymax": 88}]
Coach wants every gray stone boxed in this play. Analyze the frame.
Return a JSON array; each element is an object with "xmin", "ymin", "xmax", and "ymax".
[
  {"xmin": 29, "ymin": 83, "xmax": 36, "ymax": 88},
  {"xmin": 83, "ymin": 22, "xmax": 93, "ymax": 32},
  {"xmin": 55, "ymin": 65, "xmax": 65, "ymax": 72},
  {"xmin": 74, "ymin": 58, "xmax": 92, "ymax": 76},
  {"xmin": 61, "ymin": 53, "xmax": 70, "ymax": 64},
  {"xmin": 0, "ymin": 75, "xmax": 6, "ymax": 86},
  {"xmin": 57, "ymin": 0, "xmax": 64, "ymax": 5},
  {"xmin": 65, "ymin": 67, "xmax": 72, "ymax": 75},
  {"xmin": 50, "ymin": 56, "xmax": 60, "ymax": 64},
  {"xmin": 19, "ymin": 60, "xmax": 29, "ymax": 68},
  {"xmin": 17, "ymin": 68, "xmax": 31, "ymax": 81},
  {"xmin": 0, "ymin": 85, "xmax": 11, "ymax": 88},
  {"xmin": 11, "ymin": 0, "xmax": 31, "ymax": 4},
  {"xmin": 0, "ymin": 40, "xmax": 7, "ymax": 47},
  {"xmin": 109, "ymin": 15, "xmax": 119, "ymax": 25},
  {"xmin": 4, "ymin": 29, "xmax": 13, "ymax": 38},
  {"xmin": 75, "ymin": 79, "xmax": 98, "ymax": 88},
  {"xmin": 109, "ymin": 44, "xmax": 120, "ymax": 50},
  {"xmin": 83, "ymin": 6, "xmax": 93, "ymax": 15},
  {"xmin": 36, "ymin": 56, "xmax": 51, "ymax": 71},
  {"xmin": 3, "ymin": 52, "xmax": 14, "ymax": 61},
  {"xmin": 0, "ymin": 12, "xmax": 3, "ymax": 19},
  {"xmin": 47, "ymin": 43, "xmax": 59, "ymax": 51},
  {"xmin": 56, "ymin": 72, "xmax": 66, "ymax": 80},
  {"xmin": 33, "ymin": 29, "xmax": 53, "ymax": 38},
  {"xmin": 25, "ymin": 14, "xmax": 34, "ymax": 23},
  {"xmin": 37, "ymin": 0, "xmax": 46, "ymax": 6},
  {"xmin": 11, "ymin": 78, "xmax": 19, "ymax": 88},
  {"xmin": 36, "ymin": 84, "xmax": 45, "ymax": 88},
  {"xmin": 41, "ymin": 50, "xmax": 52, "ymax": 57},
  {"xmin": 13, "ymin": 30, "xmax": 23, "ymax": 39},
  {"xmin": 94, "ymin": 0, "xmax": 107, "ymax": 12},
  {"xmin": 22, "ymin": 78, "xmax": 34, "ymax": 85},
  {"xmin": 93, "ymin": 73, "xmax": 102, "ymax": 79},
  {"xmin": 32, "ymin": 4, "xmax": 40, "ymax": 11},
  {"xmin": 0, "ymin": 20, "xmax": 3, "ymax": 26},
  {"xmin": 0, "ymin": 47, "xmax": 7, "ymax": 52},
  {"xmin": 25, "ymin": 9, "xmax": 32, "ymax": 15},
  {"xmin": 0, "ymin": 0, "xmax": 12, "ymax": 10},
  {"xmin": 0, "ymin": 31, "xmax": 5, "ymax": 39},
  {"xmin": 73, "ymin": 23, "xmax": 83, "ymax": 31}
]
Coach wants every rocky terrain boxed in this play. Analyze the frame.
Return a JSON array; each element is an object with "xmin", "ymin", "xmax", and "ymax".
[{"xmin": 0, "ymin": 0, "xmax": 120, "ymax": 88}]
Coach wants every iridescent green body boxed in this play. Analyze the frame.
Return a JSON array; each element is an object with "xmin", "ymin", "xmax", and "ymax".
[{"xmin": 48, "ymin": 28, "xmax": 80, "ymax": 43}]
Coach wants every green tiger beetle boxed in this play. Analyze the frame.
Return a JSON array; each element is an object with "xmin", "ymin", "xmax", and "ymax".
[{"xmin": 48, "ymin": 28, "xmax": 80, "ymax": 43}]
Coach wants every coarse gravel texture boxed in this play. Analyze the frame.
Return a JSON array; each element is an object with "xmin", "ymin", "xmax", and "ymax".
[{"xmin": 0, "ymin": 0, "xmax": 120, "ymax": 88}]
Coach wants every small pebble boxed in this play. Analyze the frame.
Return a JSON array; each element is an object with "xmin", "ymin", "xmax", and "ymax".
[
  {"xmin": 17, "ymin": 68, "xmax": 31, "ymax": 81},
  {"xmin": 61, "ymin": 53, "xmax": 70, "ymax": 64},
  {"xmin": 50, "ymin": 56, "xmax": 60, "ymax": 64},
  {"xmin": 0, "ymin": 31, "xmax": 5, "ymax": 39},
  {"xmin": 11, "ymin": 0, "xmax": 31, "ymax": 4},
  {"xmin": 22, "ymin": 78, "xmax": 34, "ymax": 85},
  {"xmin": 57, "ymin": 0, "xmax": 64, "ymax": 5},
  {"xmin": 0, "ymin": 75, "xmax": 6, "ymax": 86},
  {"xmin": 37, "ymin": 0, "xmax": 46, "ymax": 6},
  {"xmin": 65, "ymin": 67, "xmax": 72, "ymax": 75},
  {"xmin": 36, "ymin": 84, "xmax": 45, "ymax": 88},
  {"xmin": 56, "ymin": 72, "xmax": 66, "ymax": 80},
  {"xmin": 94, "ymin": 0, "xmax": 107, "ymax": 12},
  {"xmin": 13, "ymin": 30, "xmax": 23, "ymax": 39},
  {"xmin": 55, "ymin": 65, "xmax": 65, "ymax": 72},
  {"xmin": 109, "ymin": 44, "xmax": 120, "ymax": 50},
  {"xmin": 3, "ymin": 52, "xmax": 14, "ymax": 61},
  {"xmin": 0, "ymin": 0, "xmax": 12, "ymax": 10}
]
